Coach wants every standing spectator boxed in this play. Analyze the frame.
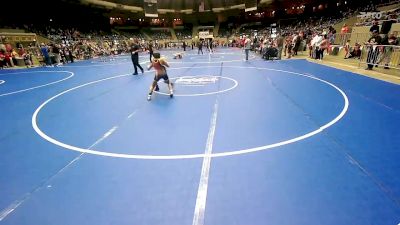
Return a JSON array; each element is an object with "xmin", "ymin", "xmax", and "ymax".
[
  {"xmin": 380, "ymin": 13, "xmax": 397, "ymax": 36},
  {"xmin": 284, "ymin": 34, "xmax": 292, "ymax": 58},
  {"xmin": 369, "ymin": 19, "xmax": 380, "ymax": 34},
  {"xmin": 328, "ymin": 26, "xmax": 336, "ymax": 54},
  {"xmin": 317, "ymin": 35, "xmax": 329, "ymax": 60},
  {"xmin": 293, "ymin": 33, "xmax": 302, "ymax": 56},
  {"xmin": 341, "ymin": 23, "xmax": 349, "ymax": 34},
  {"xmin": 365, "ymin": 30, "xmax": 382, "ymax": 70},
  {"xmin": 244, "ymin": 35, "xmax": 251, "ymax": 60},
  {"xmin": 40, "ymin": 43, "xmax": 51, "ymax": 66},
  {"xmin": 276, "ymin": 34, "xmax": 284, "ymax": 60},
  {"xmin": 340, "ymin": 23, "xmax": 350, "ymax": 45},
  {"xmin": 68, "ymin": 47, "xmax": 74, "ymax": 63},
  {"xmin": 311, "ymin": 32, "xmax": 322, "ymax": 59},
  {"xmin": 52, "ymin": 44, "xmax": 61, "ymax": 66},
  {"xmin": 344, "ymin": 39, "xmax": 351, "ymax": 58}
]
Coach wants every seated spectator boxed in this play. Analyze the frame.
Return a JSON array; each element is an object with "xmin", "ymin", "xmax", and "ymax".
[
  {"xmin": 4, "ymin": 50, "xmax": 14, "ymax": 67},
  {"xmin": 377, "ymin": 32, "xmax": 399, "ymax": 69},
  {"xmin": 17, "ymin": 46, "xmax": 32, "ymax": 68},
  {"xmin": 345, "ymin": 43, "xmax": 361, "ymax": 59},
  {"xmin": 0, "ymin": 50, "xmax": 5, "ymax": 69},
  {"xmin": 388, "ymin": 32, "xmax": 399, "ymax": 46}
]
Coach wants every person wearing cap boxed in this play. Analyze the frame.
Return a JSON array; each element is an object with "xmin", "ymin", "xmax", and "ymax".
[{"xmin": 147, "ymin": 52, "xmax": 173, "ymax": 101}]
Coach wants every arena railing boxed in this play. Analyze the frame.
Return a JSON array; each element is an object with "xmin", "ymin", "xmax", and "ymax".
[
  {"xmin": 336, "ymin": 33, "xmax": 377, "ymax": 46},
  {"xmin": 335, "ymin": 33, "xmax": 352, "ymax": 46},
  {"xmin": 358, "ymin": 44, "xmax": 400, "ymax": 70}
]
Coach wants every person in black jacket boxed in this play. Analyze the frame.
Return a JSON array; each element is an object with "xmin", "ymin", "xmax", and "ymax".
[
  {"xmin": 148, "ymin": 42, "xmax": 154, "ymax": 62},
  {"xmin": 365, "ymin": 31, "xmax": 382, "ymax": 70},
  {"xmin": 131, "ymin": 39, "xmax": 144, "ymax": 75}
]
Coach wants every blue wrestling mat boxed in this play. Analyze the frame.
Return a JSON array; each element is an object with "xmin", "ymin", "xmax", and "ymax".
[{"xmin": 0, "ymin": 48, "xmax": 399, "ymax": 225}]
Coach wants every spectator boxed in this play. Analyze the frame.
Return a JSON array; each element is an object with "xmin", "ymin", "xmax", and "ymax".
[
  {"xmin": 340, "ymin": 23, "xmax": 350, "ymax": 45},
  {"xmin": 344, "ymin": 39, "xmax": 351, "ymax": 58},
  {"xmin": 40, "ymin": 43, "xmax": 51, "ymax": 66},
  {"xmin": 369, "ymin": 19, "xmax": 380, "ymax": 34},
  {"xmin": 377, "ymin": 32, "xmax": 399, "ymax": 69},
  {"xmin": 275, "ymin": 34, "xmax": 284, "ymax": 60},
  {"xmin": 244, "ymin": 35, "xmax": 252, "ymax": 60},
  {"xmin": 380, "ymin": 13, "xmax": 397, "ymax": 35},
  {"xmin": 0, "ymin": 50, "xmax": 5, "ymax": 69},
  {"xmin": 345, "ymin": 43, "xmax": 361, "ymax": 59},
  {"xmin": 317, "ymin": 35, "xmax": 329, "ymax": 60},
  {"xmin": 341, "ymin": 23, "xmax": 349, "ymax": 34},
  {"xmin": 365, "ymin": 30, "xmax": 382, "ymax": 70}
]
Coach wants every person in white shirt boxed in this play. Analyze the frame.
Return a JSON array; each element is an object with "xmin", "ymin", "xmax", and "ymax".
[
  {"xmin": 311, "ymin": 33, "xmax": 322, "ymax": 59},
  {"xmin": 244, "ymin": 35, "xmax": 252, "ymax": 61}
]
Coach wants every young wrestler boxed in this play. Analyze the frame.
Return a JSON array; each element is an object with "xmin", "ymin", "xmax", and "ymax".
[
  {"xmin": 147, "ymin": 53, "xmax": 173, "ymax": 101},
  {"xmin": 173, "ymin": 52, "xmax": 183, "ymax": 59}
]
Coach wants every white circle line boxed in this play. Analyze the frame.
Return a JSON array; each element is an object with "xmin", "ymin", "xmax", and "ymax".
[
  {"xmin": 90, "ymin": 58, "xmax": 128, "ymax": 64},
  {"xmin": 189, "ymin": 56, "xmax": 224, "ymax": 60},
  {"xmin": 0, "ymin": 71, "xmax": 74, "ymax": 97},
  {"xmin": 154, "ymin": 75, "xmax": 238, "ymax": 97},
  {"xmin": 31, "ymin": 65, "xmax": 349, "ymax": 160}
]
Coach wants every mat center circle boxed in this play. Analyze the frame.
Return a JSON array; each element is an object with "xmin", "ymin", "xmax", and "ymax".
[{"xmin": 31, "ymin": 66, "xmax": 349, "ymax": 160}]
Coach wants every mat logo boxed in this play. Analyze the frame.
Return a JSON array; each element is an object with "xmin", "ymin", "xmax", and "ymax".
[
  {"xmin": 175, "ymin": 76, "xmax": 218, "ymax": 86},
  {"xmin": 0, "ymin": 80, "xmax": 5, "ymax": 85}
]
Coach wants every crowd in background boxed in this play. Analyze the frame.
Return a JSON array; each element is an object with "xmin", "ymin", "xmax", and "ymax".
[
  {"xmin": 232, "ymin": 4, "xmax": 400, "ymax": 70},
  {"xmin": 1, "ymin": 0, "xmax": 400, "ymax": 69}
]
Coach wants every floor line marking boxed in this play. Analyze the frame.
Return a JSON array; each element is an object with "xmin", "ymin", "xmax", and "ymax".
[
  {"xmin": 127, "ymin": 111, "xmax": 137, "ymax": 119},
  {"xmin": 31, "ymin": 66, "xmax": 349, "ymax": 159},
  {"xmin": 0, "ymin": 116, "xmax": 130, "ymax": 221},
  {"xmin": 192, "ymin": 98, "xmax": 219, "ymax": 225},
  {"xmin": 0, "ymin": 151, "xmax": 84, "ymax": 222},
  {"xmin": 0, "ymin": 71, "xmax": 74, "ymax": 97}
]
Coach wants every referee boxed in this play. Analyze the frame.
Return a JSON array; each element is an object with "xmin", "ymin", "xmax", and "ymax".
[{"xmin": 131, "ymin": 39, "xmax": 144, "ymax": 75}]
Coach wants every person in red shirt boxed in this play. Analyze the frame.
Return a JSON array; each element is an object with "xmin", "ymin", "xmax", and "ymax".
[
  {"xmin": 340, "ymin": 23, "xmax": 350, "ymax": 45},
  {"xmin": 317, "ymin": 35, "xmax": 329, "ymax": 60},
  {"xmin": 341, "ymin": 23, "xmax": 349, "ymax": 34},
  {"xmin": 4, "ymin": 50, "xmax": 13, "ymax": 67},
  {"xmin": 0, "ymin": 50, "xmax": 6, "ymax": 69}
]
